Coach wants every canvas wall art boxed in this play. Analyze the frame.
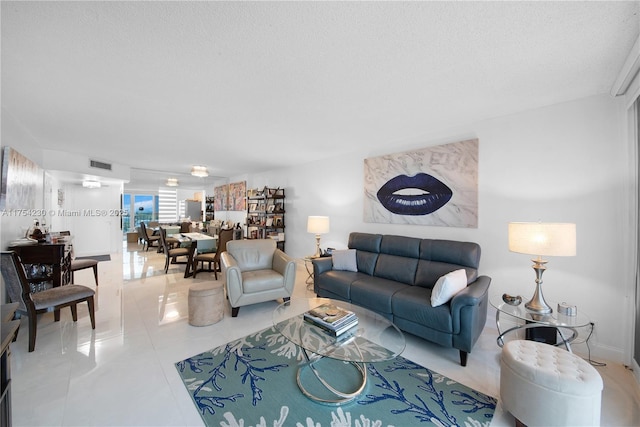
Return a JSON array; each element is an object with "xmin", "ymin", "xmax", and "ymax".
[
  {"xmin": 363, "ymin": 139, "xmax": 478, "ymax": 228},
  {"xmin": 228, "ymin": 181, "xmax": 247, "ymax": 211},
  {"xmin": 0, "ymin": 147, "xmax": 41, "ymax": 211},
  {"xmin": 213, "ymin": 184, "xmax": 229, "ymax": 211}
]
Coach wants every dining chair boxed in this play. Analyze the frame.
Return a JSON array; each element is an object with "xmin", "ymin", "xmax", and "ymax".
[
  {"xmin": 159, "ymin": 226, "xmax": 191, "ymax": 274},
  {"xmin": 192, "ymin": 228, "xmax": 234, "ymax": 279},
  {"xmin": 1, "ymin": 251, "xmax": 96, "ymax": 352},
  {"xmin": 59, "ymin": 231, "xmax": 99, "ymax": 286},
  {"xmin": 71, "ymin": 258, "xmax": 99, "ymax": 286},
  {"xmin": 139, "ymin": 221, "xmax": 160, "ymax": 251}
]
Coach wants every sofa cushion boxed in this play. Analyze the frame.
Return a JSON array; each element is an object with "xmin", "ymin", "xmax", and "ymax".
[
  {"xmin": 392, "ymin": 286, "xmax": 453, "ymax": 333},
  {"xmin": 380, "ymin": 234, "xmax": 420, "ymax": 258},
  {"xmin": 419, "ymin": 239, "xmax": 480, "ymax": 269},
  {"xmin": 431, "ymin": 269, "xmax": 467, "ymax": 307},
  {"xmin": 414, "ymin": 260, "xmax": 477, "ymax": 289},
  {"xmin": 315, "ymin": 270, "xmax": 362, "ymax": 300},
  {"xmin": 331, "ymin": 249, "xmax": 357, "ymax": 272},
  {"xmin": 350, "ymin": 276, "xmax": 407, "ymax": 315},
  {"xmin": 348, "ymin": 232, "xmax": 382, "ymax": 253},
  {"xmin": 348, "ymin": 233, "xmax": 382, "ymax": 275},
  {"xmin": 374, "ymin": 254, "xmax": 418, "ymax": 285}
]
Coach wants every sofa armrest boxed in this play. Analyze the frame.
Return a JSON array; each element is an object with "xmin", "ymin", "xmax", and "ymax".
[
  {"xmin": 451, "ymin": 275, "xmax": 491, "ymax": 313},
  {"xmin": 311, "ymin": 257, "xmax": 333, "ymax": 276},
  {"xmin": 450, "ymin": 275, "xmax": 491, "ymax": 351}
]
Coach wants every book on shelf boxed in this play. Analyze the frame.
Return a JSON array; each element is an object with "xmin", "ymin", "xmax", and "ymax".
[{"xmin": 303, "ymin": 303, "xmax": 358, "ymax": 336}]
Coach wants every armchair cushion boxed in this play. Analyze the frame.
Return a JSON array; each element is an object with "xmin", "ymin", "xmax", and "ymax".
[{"xmin": 227, "ymin": 239, "xmax": 275, "ymax": 271}]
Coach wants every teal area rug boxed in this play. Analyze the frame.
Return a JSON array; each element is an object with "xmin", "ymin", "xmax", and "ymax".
[{"xmin": 175, "ymin": 327, "xmax": 497, "ymax": 426}]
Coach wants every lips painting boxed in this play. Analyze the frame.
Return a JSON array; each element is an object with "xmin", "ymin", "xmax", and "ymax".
[{"xmin": 376, "ymin": 173, "xmax": 453, "ymax": 216}]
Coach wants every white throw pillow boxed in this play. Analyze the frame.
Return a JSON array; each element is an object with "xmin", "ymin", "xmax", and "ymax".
[
  {"xmin": 430, "ymin": 269, "xmax": 468, "ymax": 307},
  {"xmin": 331, "ymin": 249, "xmax": 357, "ymax": 272}
]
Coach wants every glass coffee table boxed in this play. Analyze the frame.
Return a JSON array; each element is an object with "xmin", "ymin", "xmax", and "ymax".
[{"xmin": 272, "ymin": 297, "xmax": 405, "ymax": 405}]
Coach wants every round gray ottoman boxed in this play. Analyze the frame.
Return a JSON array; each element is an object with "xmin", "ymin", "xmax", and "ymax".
[{"xmin": 188, "ymin": 281, "xmax": 224, "ymax": 326}]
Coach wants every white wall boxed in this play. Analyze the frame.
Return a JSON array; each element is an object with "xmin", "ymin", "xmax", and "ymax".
[{"xmin": 233, "ymin": 94, "xmax": 633, "ymax": 364}]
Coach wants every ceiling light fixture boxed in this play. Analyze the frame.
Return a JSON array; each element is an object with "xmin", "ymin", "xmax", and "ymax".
[
  {"xmin": 166, "ymin": 178, "xmax": 179, "ymax": 187},
  {"xmin": 191, "ymin": 165, "xmax": 209, "ymax": 177},
  {"xmin": 82, "ymin": 180, "xmax": 101, "ymax": 189}
]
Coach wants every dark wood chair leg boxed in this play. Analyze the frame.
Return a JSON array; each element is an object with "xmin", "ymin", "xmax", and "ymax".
[
  {"xmin": 87, "ymin": 296, "xmax": 96, "ymax": 329},
  {"xmin": 28, "ymin": 316, "xmax": 37, "ymax": 352},
  {"xmin": 70, "ymin": 304, "xmax": 78, "ymax": 321},
  {"xmin": 92, "ymin": 265, "xmax": 98, "ymax": 286},
  {"xmin": 231, "ymin": 307, "xmax": 240, "ymax": 317}
]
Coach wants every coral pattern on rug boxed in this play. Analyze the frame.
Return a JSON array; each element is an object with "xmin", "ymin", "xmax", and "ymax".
[{"xmin": 175, "ymin": 327, "xmax": 496, "ymax": 426}]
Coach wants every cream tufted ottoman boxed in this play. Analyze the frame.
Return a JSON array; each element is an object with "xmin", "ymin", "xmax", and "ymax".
[
  {"xmin": 188, "ymin": 282, "xmax": 225, "ymax": 326},
  {"xmin": 500, "ymin": 339, "xmax": 603, "ymax": 427}
]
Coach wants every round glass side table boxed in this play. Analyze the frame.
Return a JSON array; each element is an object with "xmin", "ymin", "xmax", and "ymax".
[{"xmin": 491, "ymin": 297, "xmax": 591, "ymax": 352}]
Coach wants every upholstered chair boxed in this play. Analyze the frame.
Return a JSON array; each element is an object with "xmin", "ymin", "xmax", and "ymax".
[
  {"xmin": 139, "ymin": 221, "xmax": 160, "ymax": 251},
  {"xmin": 1, "ymin": 251, "xmax": 96, "ymax": 352},
  {"xmin": 221, "ymin": 239, "xmax": 296, "ymax": 317},
  {"xmin": 192, "ymin": 228, "xmax": 234, "ymax": 279},
  {"xmin": 159, "ymin": 226, "xmax": 191, "ymax": 274}
]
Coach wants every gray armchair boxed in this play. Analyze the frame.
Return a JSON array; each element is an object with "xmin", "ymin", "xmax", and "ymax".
[{"xmin": 221, "ymin": 239, "xmax": 296, "ymax": 317}]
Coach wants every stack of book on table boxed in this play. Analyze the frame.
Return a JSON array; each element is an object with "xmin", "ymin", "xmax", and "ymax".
[{"xmin": 303, "ymin": 303, "xmax": 358, "ymax": 336}]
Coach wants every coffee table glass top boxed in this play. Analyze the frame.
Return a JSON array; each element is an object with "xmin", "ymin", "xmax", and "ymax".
[{"xmin": 272, "ymin": 298, "xmax": 405, "ymax": 363}]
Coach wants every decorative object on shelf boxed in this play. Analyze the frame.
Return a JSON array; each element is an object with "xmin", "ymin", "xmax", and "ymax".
[
  {"xmin": 190, "ymin": 165, "xmax": 208, "ymax": 177},
  {"xmin": 502, "ymin": 293, "xmax": 522, "ymax": 306},
  {"xmin": 165, "ymin": 178, "xmax": 179, "ymax": 187},
  {"xmin": 508, "ymin": 222, "xmax": 576, "ymax": 314},
  {"xmin": 307, "ymin": 216, "xmax": 330, "ymax": 258},
  {"xmin": 246, "ymin": 187, "xmax": 286, "ymax": 251}
]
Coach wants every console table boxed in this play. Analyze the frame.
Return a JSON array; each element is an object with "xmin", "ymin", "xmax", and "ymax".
[{"xmin": 7, "ymin": 243, "xmax": 71, "ymax": 292}]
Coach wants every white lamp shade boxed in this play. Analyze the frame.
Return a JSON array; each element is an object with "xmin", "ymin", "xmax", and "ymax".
[
  {"xmin": 307, "ymin": 216, "xmax": 330, "ymax": 234},
  {"xmin": 508, "ymin": 222, "xmax": 576, "ymax": 257}
]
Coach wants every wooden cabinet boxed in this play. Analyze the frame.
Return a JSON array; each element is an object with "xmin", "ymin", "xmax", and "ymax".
[
  {"xmin": 246, "ymin": 187, "xmax": 285, "ymax": 251},
  {"xmin": 7, "ymin": 243, "xmax": 71, "ymax": 292}
]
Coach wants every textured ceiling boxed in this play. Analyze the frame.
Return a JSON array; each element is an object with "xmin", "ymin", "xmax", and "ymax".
[{"xmin": 2, "ymin": 1, "xmax": 639, "ymax": 189}]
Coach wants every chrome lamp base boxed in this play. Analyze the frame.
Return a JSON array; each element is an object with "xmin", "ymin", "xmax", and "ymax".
[
  {"xmin": 313, "ymin": 234, "xmax": 322, "ymax": 258},
  {"xmin": 524, "ymin": 257, "xmax": 552, "ymax": 314}
]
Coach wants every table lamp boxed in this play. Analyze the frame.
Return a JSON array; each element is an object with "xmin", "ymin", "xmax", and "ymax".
[
  {"xmin": 307, "ymin": 216, "xmax": 330, "ymax": 258},
  {"xmin": 508, "ymin": 222, "xmax": 576, "ymax": 314}
]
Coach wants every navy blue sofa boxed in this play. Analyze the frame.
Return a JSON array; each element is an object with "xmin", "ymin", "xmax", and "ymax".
[{"xmin": 312, "ymin": 232, "xmax": 491, "ymax": 366}]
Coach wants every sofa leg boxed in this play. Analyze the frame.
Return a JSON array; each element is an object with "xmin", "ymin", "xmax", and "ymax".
[
  {"xmin": 231, "ymin": 307, "xmax": 239, "ymax": 317},
  {"xmin": 283, "ymin": 297, "xmax": 290, "ymax": 302},
  {"xmin": 459, "ymin": 350, "xmax": 468, "ymax": 367}
]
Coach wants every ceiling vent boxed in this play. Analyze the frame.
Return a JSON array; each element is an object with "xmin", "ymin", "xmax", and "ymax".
[{"xmin": 90, "ymin": 159, "xmax": 112, "ymax": 171}]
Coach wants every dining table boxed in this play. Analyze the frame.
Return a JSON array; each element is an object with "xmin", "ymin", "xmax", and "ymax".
[{"xmin": 173, "ymin": 233, "xmax": 218, "ymax": 277}]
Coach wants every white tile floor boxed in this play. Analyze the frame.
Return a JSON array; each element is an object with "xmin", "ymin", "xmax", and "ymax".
[{"xmin": 8, "ymin": 242, "xmax": 640, "ymax": 426}]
